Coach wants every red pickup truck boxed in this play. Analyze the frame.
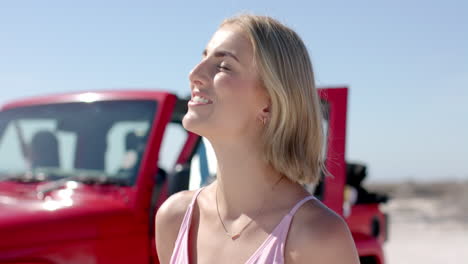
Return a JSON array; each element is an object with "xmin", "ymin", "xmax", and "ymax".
[{"xmin": 0, "ymin": 87, "xmax": 388, "ymax": 264}]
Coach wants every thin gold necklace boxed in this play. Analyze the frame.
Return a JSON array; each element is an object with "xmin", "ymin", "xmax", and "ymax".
[{"xmin": 215, "ymin": 176, "xmax": 284, "ymax": 241}]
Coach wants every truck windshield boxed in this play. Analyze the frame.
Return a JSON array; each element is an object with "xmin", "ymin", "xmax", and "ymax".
[{"xmin": 0, "ymin": 100, "xmax": 157, "ymax": 185}]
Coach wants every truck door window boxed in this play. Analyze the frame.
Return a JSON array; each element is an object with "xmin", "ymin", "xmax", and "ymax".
[
  {"xmin": 189, "ymin": 137, "xmax": 216, "ymax": 189},
  {"xmin": 158, "ymin": 123, "xmax": 188, "ymax": 173}
]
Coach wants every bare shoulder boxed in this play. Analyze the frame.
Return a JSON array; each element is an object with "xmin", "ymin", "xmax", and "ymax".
[
  {"xmin": 155, "ymin": 190, "xmax": 197, "ymax": 263},
  {"xmin": 285, "ymin": 199, "xmax": 360, "ymax": 264},
  {"xmin": 156, "ymin": 189, "xmax": 195, "ymax": 226}
]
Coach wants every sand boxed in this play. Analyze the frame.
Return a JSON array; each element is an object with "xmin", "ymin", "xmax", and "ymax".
[{"xmin": 367, "ymin": 181, "xmax": 468, "ymax": 264}]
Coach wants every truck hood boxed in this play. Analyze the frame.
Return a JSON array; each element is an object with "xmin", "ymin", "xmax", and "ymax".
[{"xmin": 0, "ymin": 181, "xmax": 146, "ymax": 249}]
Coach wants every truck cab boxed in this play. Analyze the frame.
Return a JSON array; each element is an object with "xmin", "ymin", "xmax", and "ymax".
[{"xmin": 0, "ymin": 88, "xmax": 387, "ymax": 263}]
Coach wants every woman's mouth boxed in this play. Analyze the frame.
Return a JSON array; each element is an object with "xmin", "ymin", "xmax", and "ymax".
[{"xmin": 189, "ymin": 95, "xmax": 213, "ymax": 105}]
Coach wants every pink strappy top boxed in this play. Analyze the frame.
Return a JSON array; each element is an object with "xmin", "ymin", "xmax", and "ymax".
[{"xmin": 169, "ymin": 188, "xmax": 317, "ymax": 264}]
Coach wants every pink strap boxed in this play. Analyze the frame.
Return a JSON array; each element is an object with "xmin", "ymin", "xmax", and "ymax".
[
  {"xmin": 177, "ymin": 188, "xmax": 205, "ymax": 236},
  {"xmin": 189, "ymin": 187, "xmax": 205, "ymax": 207},
  {"xmin": 245, "ymin": 195, "xmax": 317, "ymax": 263},
  {"xmin": 288, "ymin": 196, "xmax": 317, "ymax": 216},
  {"xmin": 169, "ymin": 188, "xmax": 205, "ymax": 264},
  {"xmin": 277, "ymin": 196, "xmax": 317, "ymax": 241}
]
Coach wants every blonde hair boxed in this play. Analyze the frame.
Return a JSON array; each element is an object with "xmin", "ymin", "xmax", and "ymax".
[{"xmin": 221, "ymin": 15, "xmax": 324, "ymax": 185}]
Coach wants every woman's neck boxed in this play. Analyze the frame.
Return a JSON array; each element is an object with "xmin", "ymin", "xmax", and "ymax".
[{"xmin": 209, "ymin": 138, "xmax": 284, "ymax": 219}]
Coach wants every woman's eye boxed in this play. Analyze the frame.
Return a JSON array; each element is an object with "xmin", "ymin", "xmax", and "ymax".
[{"xmin": 217, "ymin": 64, "xmax": 230, "ymax": 71}]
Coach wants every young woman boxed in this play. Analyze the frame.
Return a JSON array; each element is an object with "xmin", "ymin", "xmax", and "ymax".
[{"xmin": 156, "ymin": 15, "xmax": 360, "ymax": 264}]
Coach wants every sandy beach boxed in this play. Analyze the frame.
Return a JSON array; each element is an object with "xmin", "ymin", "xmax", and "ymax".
[{"xmin": 368, "ymin": 180, "xmax": 468, "ymax": 264}]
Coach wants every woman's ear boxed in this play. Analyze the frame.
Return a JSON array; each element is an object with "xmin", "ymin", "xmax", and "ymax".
[
  {"xmin": 258, "ymin": 102, "xmax": 271, "ymax": 125},
  {"xmin": 256, "ymin": 85, "xmax": 271, "ymax": 124}
]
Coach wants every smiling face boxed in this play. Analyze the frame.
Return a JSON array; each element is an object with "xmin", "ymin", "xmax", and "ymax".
[{"xmin": 183, "ymin": 25, "xmax": 269, "ymax": 142}]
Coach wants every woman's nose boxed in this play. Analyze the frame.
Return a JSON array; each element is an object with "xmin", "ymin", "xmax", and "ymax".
[{"xmin": 189, "ymin": 60, "xmax": 209, "ymax": 87}]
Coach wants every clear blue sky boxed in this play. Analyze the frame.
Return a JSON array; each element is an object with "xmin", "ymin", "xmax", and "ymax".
[{"xmin": 0, "ymin": 0, "xmax": 466, "ymax": 182}]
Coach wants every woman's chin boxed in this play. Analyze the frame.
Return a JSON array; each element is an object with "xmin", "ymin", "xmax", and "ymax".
[{"xmin": 182, "ymin": 113, "xmax": 205, "ymax": 134}]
